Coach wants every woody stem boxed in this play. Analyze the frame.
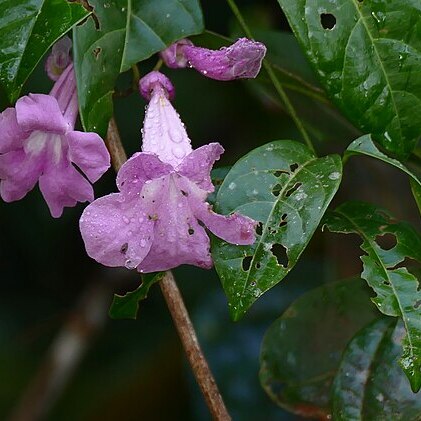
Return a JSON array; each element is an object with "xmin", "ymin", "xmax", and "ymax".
[{"xmin": 105, "ymin": 117, "xmax": 231, "ymax": 421}]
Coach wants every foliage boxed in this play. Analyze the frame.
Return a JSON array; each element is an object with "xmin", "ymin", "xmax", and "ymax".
[{"xmin": 1, "ymin": 0, "xmax": 421, "ymax": 418}]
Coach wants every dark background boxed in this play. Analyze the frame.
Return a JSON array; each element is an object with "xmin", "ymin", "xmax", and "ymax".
[{"xmin": 1, "ymin": 1, "xmax": 419, "ymax": 419}]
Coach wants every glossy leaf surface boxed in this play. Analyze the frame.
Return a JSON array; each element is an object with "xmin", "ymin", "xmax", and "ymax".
[
  {"xmin": 277, "ymin": 0, "xmax": 421, "ymax": 157},
  {"xmin": 260, "ymin": 278, "xmax": 378, "ymax": 418},
  {"xmin": 0, "ymin": 0, "xmax": 89, "ymax": 102},
  {"xmin": 109, "ymin": 272, "xmax": 164, "ymax": 319},
  {"xmin": 333, "ymin": 318, "xmax": 421, "ymax": 420},
  {"xmin": 346, "ymin": 135, "xmax": 421, "ymax": 210},
  {"xmin": 324, "ymin": 201, "xmax": 421, "ymax": 391},
  {"xmin": 212, "ymin": 140, "xmax": 342, "ymax": 320},
  {"xmin": 73, "ymin": 0, "xmax": 204, "ymax": 136}
]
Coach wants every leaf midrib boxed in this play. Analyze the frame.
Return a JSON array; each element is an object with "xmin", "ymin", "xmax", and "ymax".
[
  {"xmin": 335, "ymin": 209, "xmax": 415, "ymax": 359},
  {"xmin": 348, "ymin": 0, "xmax": 403, "ymax": 138},
  {"xmin": 239, "ymin": 157, "xmax": 319, "ymax": 299}
]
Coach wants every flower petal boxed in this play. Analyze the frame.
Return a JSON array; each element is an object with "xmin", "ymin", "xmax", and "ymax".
[
  {"xmin": 116, "ymin": 152, "xmax": 172, "ymax": 196},
  {"xmin": 183, "ymin": 38, "xmax": 266, "ymax": 81},
  {"xmin": 0, "ymin": 149, "xmax": 44, "ymax": 202},
  {"xmin": 0, "ymin": 108, "xmax": 27, "ymax": 153},
  {"xmin": 141, "ymin": 84, "xmax": 193, "ymax": 168},
  {"xmin": 177, "ymin": 143, "xmax": 224, "ymax": 192},
  {"xmin": 138, "ymin": 175, "xmax": 213, "ymax": 272},
  {"xmin": 39, "ymin": 164, "xmax": 93, "ymax": 217},
  {"xmin": 16, "ymin": 94, "xmax": 68, "ymax": 134},
  {"xmin": 67, "ymin": 131, "xmax": 110, "ymax": 183},
  {"xmin": 80, "ymin": 193, "xmax": 154, "ymax": 268},
  {"xmin": 193, "ymin": 200, "xmax": 257, "ymax": 245}
]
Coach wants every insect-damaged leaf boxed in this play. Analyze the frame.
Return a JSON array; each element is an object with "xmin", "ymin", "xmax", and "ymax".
[
  {"xmin": 324, "ymin": 201, "xmax": 421, "ymax": 392},
  {"xmin": 333, "ymin": 318, "xmax": 421, "ymax": 420},
  {"xmin": 73, "ymin": 0, "xmax": 204, "ymax": 136},
  {"xmin": 212, "ymin": 140, "xmax": 342, "ymax": 320},
  {"xmin": 277, "ymin": 0, "xmax": 421, "ymax": 158},
  {"xmin": 109, "ymin": 272, "xmax": 164, "ymax": 319},
  {"xmin": 0, "ymin": 0, "xmax": 89, "ymax": 102}
]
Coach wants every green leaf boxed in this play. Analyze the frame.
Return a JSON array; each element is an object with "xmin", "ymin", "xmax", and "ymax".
[
  {"xmin": 346, "ymin": 135, "xmax": 421, "ymax": 213},
  {"xmin": 73, "ymin": 0, "xmax": 204, "ymax": 136},
  {"xmin": 212, "ymin": 140, "xmax": 342, "ymax": 320},
  {"xmin": 109, "ymin": 272, "xmax": 164, "ymax": 320},
  {"xmin": 0, "ymin": 0, "xmax": 89, "ymax": 102},
  {"xmin": 332, "ymin": 318, "xmax": 421, "ymax": 420},
  {"xmin": 277, "ymin": 0, "xmax": 421, "ymax": 157},
  {"xmin": 259, "ymin": 278, "xmax": 379, "ymax": 418},
  {"xmin": 207, "ymin": 166, "xmax": 231, "ymax": 206},
  {"xmin": 324, "ymin": 201, "xmax": 421, "ymax": 391}
]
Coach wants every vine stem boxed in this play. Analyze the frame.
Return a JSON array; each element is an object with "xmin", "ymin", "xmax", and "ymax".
[
  {"xmin": 225, "ymin": 0, "xmax": 316, "ymax": 155},
  {"xmin": 106, "ymin": 118, "xmax": 231, "ymax": 421}
]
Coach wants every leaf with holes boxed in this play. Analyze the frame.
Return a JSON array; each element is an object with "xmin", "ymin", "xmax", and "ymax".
[
  {"xmin": 211, "ymin": 140, "xmax": 342, "ymax": 321},
  {"xmin": 260, "ymin": 278, "xmax": 378, "ymax": 418},
  {"xmin": 346, "ymin": 135, "xmax": 421, "ymax": 213},
  {"xmin": 333, "ymin": 318, "xmax": 421, "ymax": 419},
  {"xmin": 323, "ymin": 201, "xmax": 421, "ymax": 392},
  {"xmin": 109, "ymin": 272, "xmax": 164, "ymax": 320},
  {"xmin": 0, "ymin": 0, "xmax": 89, "ymax": 102},
  {"xmin": 277, "ymin": 0, "xmax": 421, "ymax": 157},
  {"xmin": 73, "ymin": 0, "xmax": 204, "ymax": 136}
]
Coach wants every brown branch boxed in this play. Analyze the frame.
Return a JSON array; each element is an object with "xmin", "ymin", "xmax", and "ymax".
[
  {"xmin": 160, "ymin": 272, "xmax": 231, "ymax": 420},
  {"xmin": 106, "ymin": 118, "xmax": 231, "ymax": 420}
]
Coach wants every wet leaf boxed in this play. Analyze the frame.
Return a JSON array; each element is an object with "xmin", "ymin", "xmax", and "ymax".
[
  {"xmin": 277, "ymin": 0, "xmax": 421, "ymax": 157},
  {"xmin": 333, "ymin": 318, "xmax": 421, "ymax": 420},
  {"xmin": 324, "ymin": 201, "xmax": 421, "ymax": 391},
  {"xmin": 0, "ymin": 0, "xmax": 89, "ymax": 102},
  {"xmin": 259, "ymin": 278, "xmax": 378, "ymax": 418},
  {"xmin": 212, "ymin": 140, "xmax": 342, "ymax": 320},
  {"xmin": 109, "ymin": 272, "xmax": 164, "ymax": 320},
  {"xmin": 346, "ymin": 135, "xmax": 421, "ymax": 213},
  {"xmin": 73, "ymin": 0, "xmax": 204, "ymax": 136}
]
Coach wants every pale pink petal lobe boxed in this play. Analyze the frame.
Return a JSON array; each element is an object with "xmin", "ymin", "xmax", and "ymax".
[
  {"xmin": 16, "ymin": 94, "xmax": 68, "ymax": 133},
  {"xmin": 66, "ymin": 131, "xmax": 111, "ymax": 183},
  {"xmin": 177, "ymin": 143, "xmax": 224, "ymax": 192},
  {"xmin": 80, "ymin": 193, "xmax": 154, "ymax": 268},
  {"xmin": 39, "ymin": 164, "xmax": 94, "ymax": 218}
]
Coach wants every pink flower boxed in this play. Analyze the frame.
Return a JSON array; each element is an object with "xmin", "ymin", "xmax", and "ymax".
[
  {"xmin": 0, "ymin": 60, "xmax": 110, "ymax": 217},
  {"xmin": 80, "ymin": 71, "xmax": 256, "ymax": 273},
  {"xmin": 160, "ymin": 37, "xmax": 266, "ymax": 81}
]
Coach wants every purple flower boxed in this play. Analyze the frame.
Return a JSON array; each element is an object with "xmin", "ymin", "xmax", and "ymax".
[
  {"xmin": 80, "ymin": 71, "xmax": 256, "ymax": 273},
  {"xmin": 160, "ymin": 37, "xmax": 266, "ymax": 81},
  {"xmin": 0, "ymin": 63, "xmax": 110, "ymax": 217},
  {"xmin": 45, "ymin": 36, "xmax": 72, "ymax": 81}
]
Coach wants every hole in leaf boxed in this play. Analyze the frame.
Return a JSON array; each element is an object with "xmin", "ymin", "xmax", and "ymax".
[
  {"xmin": 279, "ymin": 214, "xmax": 288, "ymax": 227},
  {"xmin": 256, "ymin": 262, "xmax": 261, "ymax": 269},
  {"xmin": 415, "ymin": 300, "xmax": 421, "ymax": 309},
  {"xmin": 272, "ymin": 183, "xmax": 282, "ymax": 196},
  {"xmin": 289, "ymin": 163, "xmax": 299, "ymax": 172},
  {"xmin": 120, "ymin": 243, "xmax": 128, "ymax": 254},
  {"xmin": 92, "ymin": 47, "xmax": 101, "ymax": 59},
  {"xmin": 320, "ymin": 13, "xmax": 336, "ymax": 30},
  {"xmin": 375, "ymin": 233, "xmax": 397, "ymax": 250},
  {"xmin": 285, "ymin": 182, "xmax": 302, "ymax": 197},
  {"xmin": 274, "ymin": 170, "xmax": 287, "ymax": 177},
  {"xmin": 256, "ymin": 222, "xmax": 263, "ymax": 236},
  {"xmin": 271, "ymin": 243, "xmax": 288, "ymax": 267},
  {"xmin": 242, "ymin": 256, "xmax": 252, "ymax": 271}
]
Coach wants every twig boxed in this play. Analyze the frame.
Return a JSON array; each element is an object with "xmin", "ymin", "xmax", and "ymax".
[
  {"xmin": 225, "ymin": 0, "xmax": 316, "ymax": 155},
  {"xmin": 106, "ymin": 118, "xmax": 231, "ymax": 420}
]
